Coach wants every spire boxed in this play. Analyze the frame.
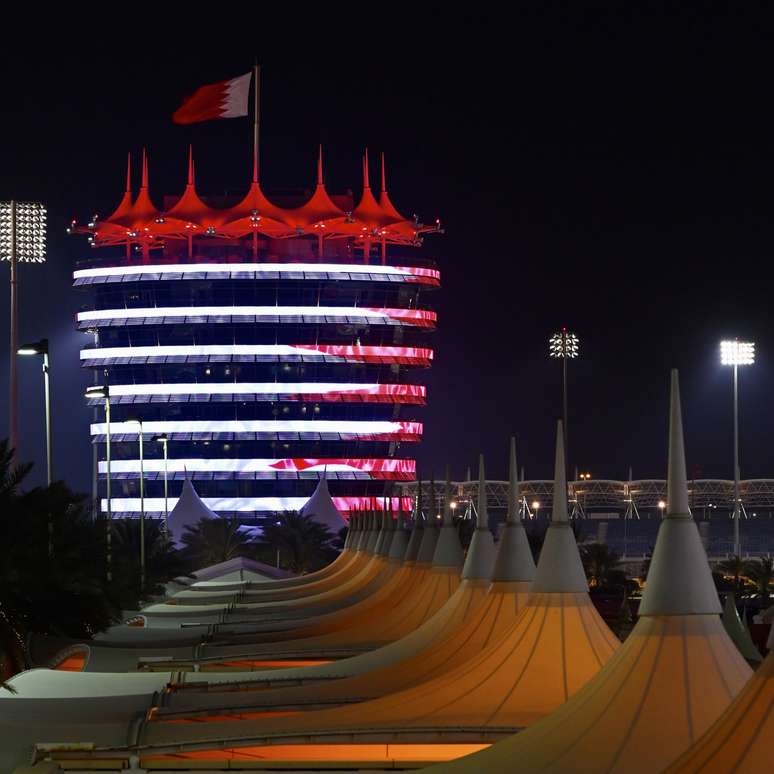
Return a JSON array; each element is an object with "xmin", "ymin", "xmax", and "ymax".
[
  {"xmin": 252, "ymin": 141, "xmax": 259, "ymax": 184},
  {"xmin": 432, "ymin": 465, "xmax": 464, "ymax": 568},
  {"xmin": 443, "ymin": 466, "xmax": 454, "ymax": 526},
  {"xmin": 552, "ymin": 420, "xmax": 569, "ymax": 523},
  {"xmin": 429, "ymin": 474, "xmax": 437, "ymax": 523},
  {"xmin": 476, "ymin": 454, "xmax": 488, "ymax": 529},
  {"xmin": 141, "ymin": 148, "xmax": 149, "ymax": 190},
  {"xmin": 380, "ymin": 151, "xmax": 387, "ymax": 193},
  {"xmin": 317, "ymin": 145, "xmax": 324, "ymax": 186},
  {"xmin": 187, "ymin": 145, "xmax": 195, "ymax": 187},
  {"xmin": 363, "ymin": 149, "xmax": 371, "ymax": 190},
  {"xmin": 530, "ymin": 420, "xmax": 588, "ymax": 593},
  {"xmin": 638, "ymin": 369, "xmax": 722, "ymax": 616},
  {"xmin": 667, "ymin": 369, "xmax": 691, "ymax": 518},
  {"xmin": 507, "ymin": 436, "xmax": 519, "ymax": 524},
  {"xmin": 125, "ymin": 152, "xmax": 132, "ymax": 193},
  {"xmin": 461, "ymin": 453, "xmax": 496, "ymax": 579},
  {"xmin": 492, "ymin": 437, "xmax": 536, "ymax": 583}
]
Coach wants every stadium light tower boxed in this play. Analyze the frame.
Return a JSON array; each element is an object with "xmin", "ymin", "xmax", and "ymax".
[
  {"xmin": 549, "ymin": 328, "xmax": 579, "ymax": 466},
  {"xmin": 0, "ymin": 201, "xmax": 46, "ymax": 464},
  {"xmin": 720, "ymin": 339, "xmax": 755, "ymax": 558}
]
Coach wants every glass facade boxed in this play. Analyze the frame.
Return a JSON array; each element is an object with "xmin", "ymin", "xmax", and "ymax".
[{"xmin": 77, "ymin": 242, "xmax": 439, "ymax": 521}]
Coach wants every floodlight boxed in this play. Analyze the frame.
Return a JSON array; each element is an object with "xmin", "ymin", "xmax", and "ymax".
[
  {"xmin": 720, "ymin": 340, "xmax": 755, "ymax": 366},
  {"xmin": 549, "ymin": 329, "xmax": 579, "ymax": 359},
  {"xmin": 0, "ymin": 201, "xmax": 47, "ymax": 263}
]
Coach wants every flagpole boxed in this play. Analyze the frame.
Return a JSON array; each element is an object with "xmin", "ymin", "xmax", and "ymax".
[{"xmin": 260, "ymin": 61, "xmax": 261, "ymax": 181}]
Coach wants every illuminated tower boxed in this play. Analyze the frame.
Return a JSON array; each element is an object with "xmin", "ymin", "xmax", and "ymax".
[{"xmin": 72, "ymin": 148, "xmax": 440, "ymax": 520}]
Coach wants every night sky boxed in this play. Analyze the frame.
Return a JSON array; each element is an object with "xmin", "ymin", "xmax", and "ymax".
[{"xmin": 3, "ymin": 13, "xmax": 774, "ymax": 493}]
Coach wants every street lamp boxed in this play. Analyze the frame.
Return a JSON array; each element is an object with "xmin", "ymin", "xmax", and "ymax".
[
  {"xmin": 549, "ymin": 328, "xmax": 579, "ymax": 468},
  {"xmin": 658, "ymin": 499, "xmax": 666, "ymax": 517},
  {"xmin": 1, "ymin": 201, "xmax": 46, "ymax": 464},
  {"xmin": 154, "ymin": 434, "xmax": 169, "ymax": 534},
  {"xmin": 720, "ymin": 339, "xmax": 755, "ymax": 557},
  {"xmin": 126, "ymin": 416, "xmax": 145, "ymax": 590},
  {"xmin": 17, "ymin": 339, "xmax": 52, "ymax": 486},
  {"xmin": 86, "ymin": 384, "xmax": 112, "ymax": 581}
]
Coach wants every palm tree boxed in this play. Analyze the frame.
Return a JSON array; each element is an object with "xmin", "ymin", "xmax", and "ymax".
[
  {"xmin": 580, "ymin": 543, "xmax": 622, "ymax": 589},
  {"xmin": 259, "ymin": 511, "xmax": 337, "ymax": 573},
  {"xmin": 744, "ymin": 556, "xmax": 774, "ymax": 602},
  {"xmin": 180, "ymin": 518, "xmax": 255, "ymax": 568},
  {"xmin": 718, "ymin": 555, "xmax": 748, "ymax": 593},
  {"xmin": 110, "ymin": 518, "xmax": 191, "ymax": 606}
]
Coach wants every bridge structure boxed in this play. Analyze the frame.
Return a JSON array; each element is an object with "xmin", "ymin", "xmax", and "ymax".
[{"xmin": 397, "ymin": 478, "xmax": 774, "ymax": 558}]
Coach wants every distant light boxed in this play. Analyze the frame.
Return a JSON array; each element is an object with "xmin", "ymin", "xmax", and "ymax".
[
  {"xmin": 17, "ymin": 347, "xmax": 39, "ymax": 356},
  {"xmin": 450, "ymin": 501, "xmax": 457, "ymax": 510},
  {"xmin": 720, "ymin": 340, "xmax": 755, "ymax": 366},
  {"xmin": 532, "ymin": 501, "xmax": 540, "ymax": 510},
  {"xmin": 658, "ymin": 500, "xmax": 666, "ymax": 510},
  {"xmin": 549, "ymin": 329, "xmax": 579, "ymax": 359}
]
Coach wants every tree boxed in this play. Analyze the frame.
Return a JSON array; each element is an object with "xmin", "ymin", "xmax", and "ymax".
[
  {"xmin": 179, "ymin": 518, "xmax": 255, "ymax": 569},
  {"xmin": 744, "ymin": 556, "xmax": 774, "ymax": 602},
  {"xmin": 718, "ymin": 555, "xmax": 748, "ymax": 593},
  {"xmin": 580, "ymin": 542, "xmax": 622, "ymax": 589},
  {"xmin": 0, "ymin": 441, "xmax": 118, "ymax": 681},
  {"xmin": 259, "ymin": 511, "xmax": 337, "ymax": 573},
  {"xmin": 0, "ymin": 439, "xmax": 191, "ymax": 685},
  {"xmin": 110, "ymin": 518, "xmax": 191, "ymax": 607}
]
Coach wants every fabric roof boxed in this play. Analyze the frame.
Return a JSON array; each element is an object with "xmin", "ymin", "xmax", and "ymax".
[
  {"xmin": 435, "ymin": 370, "xmax": 752, "ymax": 774},
  {"xmin": 76, "ymin": 147, "xmax": 438, "ymax": 250},
  {"xmin": 299, "ymin": 475, "xmax": 348, "ymax": 533},
  {"xmin": 167, "ymin": 478, "xmax": 219, "ymax": 548}
]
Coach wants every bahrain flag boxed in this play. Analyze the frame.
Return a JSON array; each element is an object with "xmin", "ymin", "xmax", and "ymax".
[{"xmin": 172, "ymin": 71, "xmax": 252, "ymax": 124}]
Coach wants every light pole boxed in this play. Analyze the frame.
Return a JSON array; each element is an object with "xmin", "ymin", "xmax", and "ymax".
[
  {"xmin": 154, "ymin": 434, "xmax": 169, "ymax": 535},
  {"xmin": 19, "ymin": 337, "xmax": 53, "ymax": 556},
  {"xmin": 17, "ymin": 339, "xmax": 52, "ymax": 486},
  {"xmin": 720, "ymin": 339, "xmax": 755, "ymax": 558},
  {"xmin": 1, "ymin": 201, "xmax": 47, "ymax": 465},
  {"xmin": 126, "ymin": 416, "xmax": 145, "ymax": 590},
  {"xmin": 549, "ymin": 328, "xmax": 579, "ymax": 469},
  {"xmin": 86, "ymin": 384, "xmax": 112, "ymax": 581}
]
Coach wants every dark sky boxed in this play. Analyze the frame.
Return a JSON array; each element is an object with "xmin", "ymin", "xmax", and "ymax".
[{"xmin": 3, "ymin": 12, "xmax": 774, "ymax": 492}]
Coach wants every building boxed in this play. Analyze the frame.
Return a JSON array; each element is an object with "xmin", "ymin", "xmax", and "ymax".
[{"xmin": 72, "ymin": 148, "xmax": 440, "ymax": 521}]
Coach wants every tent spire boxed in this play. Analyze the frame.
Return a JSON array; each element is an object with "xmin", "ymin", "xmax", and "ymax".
[
  {"xmin": 530, "ymin": 420, "xmax": 588, "ymax": 593},
  {"xmin": 141, "ymin": 148, "xmax": 149, "ymax": 190},
  {"xmin": 363, "ymin": 149, "xmax": 371, "ymax": 190},
  {"xmin": 492, "ymin": 436, "xmax": 536, "ymax": 582},
  {"xmin": 639, "ymin": 370, "xmax": 723, "ymax": 615},
  {"xmin": 667, "ymin": 369, "xmax": 691, "ymax": 518},
  {"xmin": 476, "ymin": 454, "xmax": 488, "ymax": 528},
  {"xmin": 443, "ymin": 465, "xmax": 454, "ymax": 526},
  {"xmin": 317, "ymin": 145, "xmax": 324, "ymax": 186},
  {"xmin": 507, "ymin": 436, "xmax": 519, "ymax": 524},
  {"xmin": 461, "ymin": 453, "xmax": 497, "ymax": 579},
  {"xmin": 125, "ymin": 152, "xmax": 132, "ymax": 193},
  {"xmin": 552, "ymin": 420, "xmax": 569, "ymax": 523},
  {"xmin": 187, "ymin": 145, "xmax": 195, "ymax": 187},
  {"xmin": 380, "ymin": 151, "xmax": 387, "ymax": 193}
]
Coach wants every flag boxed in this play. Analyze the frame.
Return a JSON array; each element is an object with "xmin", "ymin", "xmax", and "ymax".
[{"xmin": 172, "ymin": 71, "xmax": 252, "ymax": 125}]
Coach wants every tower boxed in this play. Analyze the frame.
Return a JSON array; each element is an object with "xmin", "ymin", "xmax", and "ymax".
[{"xmin": 72, "ymin": 148, "xmax": 440, "ymax": 522}]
